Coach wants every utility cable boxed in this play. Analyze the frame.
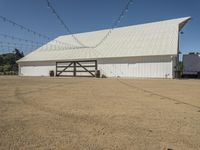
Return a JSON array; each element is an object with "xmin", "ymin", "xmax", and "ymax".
[{"xmin": 46, "ymin": 0, "xmax": 134, "ymax": 48}]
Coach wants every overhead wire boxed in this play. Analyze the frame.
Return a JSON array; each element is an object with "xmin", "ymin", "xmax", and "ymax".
[
  {"xmin": 46, "ymin": 0, "xmax": 134, "ymax": 48},
  {"xmin": 92, "ymin": 0, "xmax": 134, "ymax": 48},
  {"xmin": 0, "ymin": 0, "xmax": 134, "ymax": 54},
  {"xmin": 0, "ymin": 33, "xmax": 90, "ymax": 53},
  {"xmin": 0, "ymin": 41, "xmax": 36, "ymax": 46},
  {"xmin": 0, "ymin": 43, "xmax": 37, "ymax": 54},
  {"xmin": 0, "ymin": 34, "xmax": 92, "ymax": 54},
  {"xmin": 46, "ymin": 0, "xmax": 87, "ymax": 47},
  {"xmin": 0, "ymin": 33, "xmax": 46, "ymax": 46},
  {"xmin": 0, "ymin": 44, "xmax": 35, "ymax": 54},
  {"xmin": 0, "ymin": 15, "xmax": 82, "ymax": 49},
  {"xmin": 0, "ymin": 33, "xmax": 68, "ymax": 49}
]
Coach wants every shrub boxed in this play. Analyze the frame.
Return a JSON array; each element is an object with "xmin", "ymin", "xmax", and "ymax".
[
  {"xmin": 0, "ymin": 66, "xmax": 3, "ymax": 72},
  {"xmin": 3, "ymin": 64, "xmax": 12, "ymax": 72}
]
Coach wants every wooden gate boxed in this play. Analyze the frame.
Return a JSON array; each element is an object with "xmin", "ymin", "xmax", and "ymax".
[{"xmin": 56, "ymin": 60, "xmax": 97, "ymax": 77}]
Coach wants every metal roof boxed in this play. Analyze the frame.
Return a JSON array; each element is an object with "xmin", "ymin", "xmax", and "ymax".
[{"xmin": 18, "ymin": 17, "xmax": 191, "ymax": 63}]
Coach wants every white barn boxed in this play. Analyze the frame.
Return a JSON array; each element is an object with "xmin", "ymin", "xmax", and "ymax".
[{"xmin": 17, "ymin": 17, "xmax": 191, "ymax": 78}]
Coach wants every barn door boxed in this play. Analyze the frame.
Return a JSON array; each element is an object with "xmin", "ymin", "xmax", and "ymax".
[{"xmin": 56, "ymin": 60, "xmax": 97, "ymax": 77}]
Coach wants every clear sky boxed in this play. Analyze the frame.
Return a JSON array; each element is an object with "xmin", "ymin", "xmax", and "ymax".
[{"xmin": 0, "ymin": 0, "xmax": 199, "ymax": 55}]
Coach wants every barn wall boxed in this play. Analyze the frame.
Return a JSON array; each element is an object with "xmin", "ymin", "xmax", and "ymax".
[
  {"xmin": 97, "ymin": 56, "xmax": 173, "ymax": 78},
  {"xmin": 19, "ymin": 55, "xmax": 174, "ymax": 78},
  {"xmin": 19, "ymin": 61, "xmax": 55, "ymax": 76}
]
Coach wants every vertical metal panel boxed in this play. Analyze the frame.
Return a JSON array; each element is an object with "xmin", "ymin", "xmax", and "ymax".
[
  {"xmin": 19, "ymin": 61, "xmax": 56, "ymax": 76},
  {"xmin": 98, "ymin": 56, "xmax": 173, "ymax": 78},
  {"xmin": 19, "ymin": 55, "xmax": 173, "ymax": 78}
]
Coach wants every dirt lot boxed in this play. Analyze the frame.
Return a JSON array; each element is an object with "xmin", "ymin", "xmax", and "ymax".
[{"xmin": 0, "ymin": 76, "xmax": 200, "ymax": 150}]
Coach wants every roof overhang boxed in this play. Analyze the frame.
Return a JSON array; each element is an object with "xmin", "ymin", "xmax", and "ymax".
[{"xmin": 179, "ymin": 17, "xmax": 191, "ymax": 31}]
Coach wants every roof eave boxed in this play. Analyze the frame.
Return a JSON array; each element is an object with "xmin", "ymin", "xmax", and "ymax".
[{"xmin": 179, "ymin": 17, "xmax": 191, "ymax": 31}]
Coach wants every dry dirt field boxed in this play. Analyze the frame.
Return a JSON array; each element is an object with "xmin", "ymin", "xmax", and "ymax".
[{"xmin": 0, "ymin": 76, "xmax": 200, "ymax": 150}]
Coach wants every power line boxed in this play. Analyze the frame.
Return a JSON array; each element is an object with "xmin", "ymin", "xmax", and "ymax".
[
  {"xmin": 0, "ymin": 33, "xmax": 68, "ymax": 48},
  {"xmin": 0, "ymin": 41, "xmax": 39, "ymax": 48},
  {"xmin": 0, "ymin": 32, "xmax": 90, "ymax": 51},
  {"xmin": 0, "ymin": 44, "xmax": 36, "ymax": 53},
  {"xmin": 0, "ymin": 16, "xmax": 49, "ymax": 41},
  {"xmin": 0, "ymin": 0, "xmax": 134, "ymax": 54},
  {"xmin": 46, "ymin": 0, "xmax": 134, "ymax": 48},
  {"xmin": 0, "ymin": 39, "xmax": 89, "ymax": 52},
  {"xmin": 0, "ymin": 40, "xmax": 48, "ymax": 53},
  {"xmin": 0, "ymin": 33, "xmax": 45, "ymax": 46},
  {"xmin": 46, "ymin": 0, "xmax": 87, "ymax": 47},
  {"xmin": 0, "ymin": 15, "xmax": 80, "ymax": 48},
  {"xmin": 93, "ymin": 0, "xmax": 134, "ymax": 48}
]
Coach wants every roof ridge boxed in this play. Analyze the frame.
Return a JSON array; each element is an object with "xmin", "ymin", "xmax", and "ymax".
[{"xmin": 57, "ymin": 16, "xmax": 191, "ymax": 38}]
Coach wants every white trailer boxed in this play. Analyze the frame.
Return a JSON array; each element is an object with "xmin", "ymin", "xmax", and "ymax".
[{"xmin": 183, "ymin": 53, "xmax": 200, "ymax": 77}]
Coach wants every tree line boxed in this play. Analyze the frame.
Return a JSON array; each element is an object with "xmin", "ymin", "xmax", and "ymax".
[{"xmin": 0, "ymin": 49, "xmax": 24, "ymax": 75}]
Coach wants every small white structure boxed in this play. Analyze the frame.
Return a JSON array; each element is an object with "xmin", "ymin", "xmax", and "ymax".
[
  {"xmin": 183, "ymin": 53, "xmax": 200, "ymax": 76},
  {"xmin": 17, "ymin": 17, "xmax": 191, "ymax": 78}
]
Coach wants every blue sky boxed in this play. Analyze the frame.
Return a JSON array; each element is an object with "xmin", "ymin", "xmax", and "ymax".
[{"xmin": 0, "ymin": 0, "xmax": 199, "ymax": 55}]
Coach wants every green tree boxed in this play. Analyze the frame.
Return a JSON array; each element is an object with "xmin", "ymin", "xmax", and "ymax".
[
  {"xmin": 3, "ymin": 53, "xmax": 15, "ymax": 65},
  {"xmin": 14, "ymin": 49, "xmax": 24, "ymax": 60},
  {"xmin": 0, "ymin": 49, "xmax": 24, "ymax": 73},
  {"xmin": 0, "ymin": 56, "xmax": 3, "ymax": 65},
  {"xmin": 179, "ymin": 61, "xmax": 183, "ymax": 72},
  {"xmin": 3, "ymin": 64, "xmax": 12, "ymax": 72},
  {"xmin": 12, "ymin": 64, "xmax": 18, "ymax": 72},
  {"xmin": 0, "ymin": 66, "xmax": 3, "ymax": 72}
]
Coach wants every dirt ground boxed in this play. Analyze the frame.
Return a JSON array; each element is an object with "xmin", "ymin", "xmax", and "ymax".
[{"xmin": 0, "ymin": 76, "xmax": 200, "ymax": 150}]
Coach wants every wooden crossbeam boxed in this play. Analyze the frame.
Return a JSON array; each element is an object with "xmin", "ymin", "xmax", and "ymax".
[
  {"xmin": 56, "ymin": 62, "xmax": 73, "ymax": 76},
  {"xmin": 76, "ymin": 62, "xmax": 95, "ymax": 77},
  {"xmin": 56, "ymin": 60, "xmax": 97, "ymax": 77}
]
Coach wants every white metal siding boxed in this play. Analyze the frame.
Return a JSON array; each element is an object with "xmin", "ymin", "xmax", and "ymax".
[
  {"xmin": 19, "ymin": 62, "xmax": 55, "ymax": 76},
  {"xmin": 98, "ymin": 56, "xmax": 173, "ymax": 78},
  {"xmin": 19, "ymin": 56, "xmax": 173, "ymax": 78}
]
